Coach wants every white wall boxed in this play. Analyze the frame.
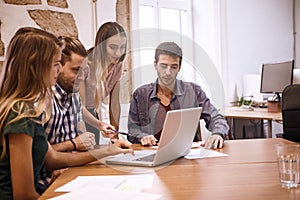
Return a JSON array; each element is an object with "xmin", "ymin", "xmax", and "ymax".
[
  {"xmin": 1, "ymin": 0, "xmax": 298, "ymax": 106},
  {"xmin": 68, "ymin": 0, "xmax": 94, "ymax": 48},
  {"xmin": 193, "ymin": 0, "xmax": 294, "ymax": 105},
  {"xmin": 0, "ymin": 0, "xmax": 117, "ymax": 57},
  {"xmin": 192, "ymin": 0, "xmax": 221, "ymax": 73},
  {"xmin": 192, "ymin": 0, "xmax": 225, "ymax": 109},
  {"xmin": 69, "ymin": 0, "xmax": 117, "ymax": 49},
  {"xmin": 225, "ymin": 0, "xmax": 293, "ymax": 101},
  {"xmin": 96, "ymin": 0, "xmax": 116, "ymax": 27}
]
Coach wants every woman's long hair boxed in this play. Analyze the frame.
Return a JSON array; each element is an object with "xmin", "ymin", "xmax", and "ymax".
[
  {"xmin": 90, "ymin": 22, "xmax": 127, "ymax": 116},
  {"xmin": 0, "ymin": 27, "xmax": 63, "ymax": 159}
]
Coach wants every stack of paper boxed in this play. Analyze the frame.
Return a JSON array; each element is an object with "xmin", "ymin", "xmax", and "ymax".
[{"xmin": 49, "ymin": 175, "xmax": 161, "ymax": 200}]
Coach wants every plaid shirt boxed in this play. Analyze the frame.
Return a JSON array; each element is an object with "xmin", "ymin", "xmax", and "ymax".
[
  {"xmin": 38, "ymin": 84, "xmax": 83, "ymax": 193},
  {"xmin": 45, "ymin": 84, "xmax": 82, "ymax": 143}
]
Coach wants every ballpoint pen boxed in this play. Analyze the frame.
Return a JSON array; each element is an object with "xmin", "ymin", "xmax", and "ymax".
[{"xmin": 112, "ymin": 130, "xmax": 131, "ymax": 136}]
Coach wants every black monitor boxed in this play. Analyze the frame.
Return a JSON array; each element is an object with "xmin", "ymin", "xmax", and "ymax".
[{"xmin": 260, "ymin": 60, "xmax": 294, "ymax": 101}]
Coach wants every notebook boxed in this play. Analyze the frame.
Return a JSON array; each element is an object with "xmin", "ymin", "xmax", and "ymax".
[{"xmin": 105, "ymin": 107, "xmax": 202, "ymax": 167}]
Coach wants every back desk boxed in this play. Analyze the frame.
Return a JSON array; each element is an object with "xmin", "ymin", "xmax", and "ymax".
[
  {"xmin": 224, "ymin": 107, "xmax": 282, "ymax": 139},
  {"xmin": 39, "ymin": 138, "xmax": 300, "ymax": 200}
]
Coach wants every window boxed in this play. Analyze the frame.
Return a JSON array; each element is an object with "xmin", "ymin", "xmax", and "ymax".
[
  {"xmin": 131, "ymin": 0, "xmax": 202, "ymax": 89},
  {"xmin": 131, "ymin": 0, "xmax": 217, "ymax": 104}
]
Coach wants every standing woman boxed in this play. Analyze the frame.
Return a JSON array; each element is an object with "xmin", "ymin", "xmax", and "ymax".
[
  {"xmin": 80, "ymin": 22, "xmax": 127, "ymax": 144},
  {"xmin": 0, "ymin": 27, "xmax": 132, "ymax": 199}
]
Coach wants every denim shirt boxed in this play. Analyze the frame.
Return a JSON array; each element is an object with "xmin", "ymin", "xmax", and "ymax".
[{"xmin": 127, "ymin": 79, "xmax": 229, "ymax": 143}]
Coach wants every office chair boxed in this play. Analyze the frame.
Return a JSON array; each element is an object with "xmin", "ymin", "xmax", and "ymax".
[{"xmin": 281, "ymin": 84, "xmax": 300, "ymax": 142}]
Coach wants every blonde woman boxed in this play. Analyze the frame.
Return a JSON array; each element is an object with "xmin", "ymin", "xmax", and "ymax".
[
  {"xmin": 80, "ymin": 22, "xmax": 127, "ymax": 144},
  {"xmin": 0, "ymin": 27, "xmax": 133, "ymax": 200}
]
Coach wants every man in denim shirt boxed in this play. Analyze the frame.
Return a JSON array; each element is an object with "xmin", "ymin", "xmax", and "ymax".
[{"xmin": 127, "ymin": 42, "xmax": 229, "ymax": 149}]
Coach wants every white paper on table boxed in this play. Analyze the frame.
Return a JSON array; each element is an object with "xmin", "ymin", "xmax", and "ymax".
[
  {"xmin": 184, "ymin": 147, "xmax": 228, "ymax": 159},
  {"xmin": 49, "ymin": 187, "xmax": 161, "ymax": 200},
  {"xmin": 151, "ymin": 142, "xmax": 204, "ymax": 149},
  {"xmin": 55, "ymin": 174, "xmax": 154, "ymax": 193}
]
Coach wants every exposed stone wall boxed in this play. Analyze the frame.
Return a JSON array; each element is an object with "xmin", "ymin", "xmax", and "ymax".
[
  {"xmin": 0, "ymin": 21, "xmax": 4, "ymax": 56},
  {"xmin": 2, "ymin": 0, "xmax": 78, "ymax": 40},
  {"xmin": 3, "ymin": 0, "xmax": 41, "ymax": 5},
  {"xmin": 0, "ymin": 0, "xmax": 79, "ymax": 72},
  {"xmin": 47, "ymin": 0, "xmax": 68, "ymax": 8},
  {"xmin": 3, "ymin": 0, "xmax": 68, "ymax": 8},
  {"xmin": 0, "ymin": 1, "xmax": 134, "ymax": 102},
  {"xmin": 28, "ymin": 10, "xmax": 78, "ymax": 38},
  {"xmin": 0, "ymin": 39, "xmax": 3, "ymax": 56},
  {"xmin": 0, "ymin": 61, "xmax": 3, "ymax": 74},
  {"xmin": 116, "ymin": 0, "xmax": 132, "ymax": 103}
]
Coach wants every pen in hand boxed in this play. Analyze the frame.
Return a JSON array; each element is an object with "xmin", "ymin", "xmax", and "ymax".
[{"xmin": 112, "ymin": 130, "xmax": 131, "ymax": 136}]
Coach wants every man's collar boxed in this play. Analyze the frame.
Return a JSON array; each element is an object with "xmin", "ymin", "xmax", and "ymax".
[
  {"xmin": 150, "ymin": 79, "xmax": 183, "ymax": 99},
  {"xmin": 173, "ymin": 79, "xmax": 184, "ymax": 96},
  {"xmin": 53, "ymin": 84, "xmax": 73, "ymax": 103}
]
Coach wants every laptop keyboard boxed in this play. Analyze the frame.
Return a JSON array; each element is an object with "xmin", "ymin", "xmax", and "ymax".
[{"xmin": 133, "ymin": 154, "xmax": 156, "ymax": 162}]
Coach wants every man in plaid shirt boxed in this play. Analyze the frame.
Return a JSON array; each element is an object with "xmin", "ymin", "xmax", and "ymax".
[{"xmin": 38, "ymin": 37, "xmax": 116, "ymax": 194}]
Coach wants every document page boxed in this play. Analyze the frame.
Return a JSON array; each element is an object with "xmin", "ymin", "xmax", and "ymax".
[
  {"xmin": 50, "ymin": 174, "xmax": 161, "ymax": 200},
  {"xmin": 184, "ymin": 147, "xmax": 228, "ymax": 159}
]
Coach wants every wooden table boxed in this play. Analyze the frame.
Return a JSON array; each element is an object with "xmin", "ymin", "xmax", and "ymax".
[
  {"xmin": 224, "ymin": 107, "xmax": 282, "ymax": 139},
  {"xmin": 39, "ymin": 138, "xmax": 300, "ymax": 200}
]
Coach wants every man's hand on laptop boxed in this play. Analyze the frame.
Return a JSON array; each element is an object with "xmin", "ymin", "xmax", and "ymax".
[
  {"xmin": 109, "ymin": 139, "xmax": 134, "ymax": 155},
  {"xmin": 204, "ymin": 134, "xmax": 224, "ymax": 149},
  {"xmin": 141, "ymin": 135, "xmax": 158, "ymax": 146}
]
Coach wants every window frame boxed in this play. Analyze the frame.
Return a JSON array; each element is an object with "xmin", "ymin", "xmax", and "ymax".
[{"xmin": 130, "ymin": 0, "xmax": 195, "ymax": 89}]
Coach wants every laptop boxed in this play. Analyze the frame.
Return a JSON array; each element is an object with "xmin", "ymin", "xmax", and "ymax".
[{"xmin": 105, "ymin": 107, "xmax": 202, "ymax": 167}]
